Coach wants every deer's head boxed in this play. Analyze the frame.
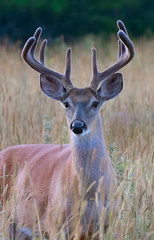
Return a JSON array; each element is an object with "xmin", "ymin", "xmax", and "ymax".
[{"xmin": 21, "ymin": 21, "xmax": 135, "ymax": 135}]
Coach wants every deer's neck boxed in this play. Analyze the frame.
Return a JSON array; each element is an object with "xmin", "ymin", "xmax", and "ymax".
[{"xmin": 70, "ymin": 114, "xmax": 108, "ymax": 197}]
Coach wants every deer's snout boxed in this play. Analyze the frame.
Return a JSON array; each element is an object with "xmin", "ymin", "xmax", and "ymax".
[{"xmin": 70, "ymin": 120, "xmax": 87, "ymax": 134}]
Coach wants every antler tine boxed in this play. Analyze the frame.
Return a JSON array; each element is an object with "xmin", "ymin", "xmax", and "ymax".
[
  {"xmin": 40, "ymin": 39, "xmax": 47, "ymax": 65},
  {"xmin": 118, "ymin": 39, "xmax": 123, "ymax": 59},
  {"xmin": 117, "ymin": 20, "xmax": 128, "ymax": 35},
  {"xmin": 65, "ymin": 48, "xmax": 71, "ymax": 79},
  {"xmin": 92, "ymin": 48, "xmax": 99, "ymax": 80},
  {"xmin": 118, "ymin": 30, "xmax": 135, "ymax": 61},
  {"xmin": 63, "ymin": 48, "xmax": 73, "ymax": 89},
  {"xmin": 117, "ymin": 20, "xmax": 128, "ymax": 58},
  {"xmin": 31, "ymin": 27, "xmax": 42, "ymax": 55},
  {"xmin": 90, "ymin": 20, "xmax": 135, "ymax": 90},
  {"xmin": 21, "ymin": 28, "xmax": 73, "ymax": 90}
]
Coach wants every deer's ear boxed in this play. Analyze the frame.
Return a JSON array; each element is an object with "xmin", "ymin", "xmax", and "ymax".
[
  {"xmin": 40, "ymin": 73, "xmax": 66, "ymax": 101},
  {"xmin": 97, "ymin": 73, "xmax": 123, "ymax": 101}
]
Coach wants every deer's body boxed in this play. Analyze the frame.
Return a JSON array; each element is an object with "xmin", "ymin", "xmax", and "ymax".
[
  {"xmin": 1, "ymin": 90, "xmax": 116, "ymax": 238},
  {"xmin": 0, "ymin": 21, "xmax": 134, "ymax": 239}
]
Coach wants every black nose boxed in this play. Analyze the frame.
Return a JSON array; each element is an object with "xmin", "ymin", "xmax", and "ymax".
[{"xmin": 70, "ymin": 120, "xmax": 86, "ymax": 134}]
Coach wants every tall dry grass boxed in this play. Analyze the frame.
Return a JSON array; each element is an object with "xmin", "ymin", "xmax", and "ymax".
[{"xmin": 0, "ymin": 36, "xmax": 153, "ymax": 239}]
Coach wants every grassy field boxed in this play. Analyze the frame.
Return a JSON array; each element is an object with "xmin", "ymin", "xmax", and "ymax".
[{"xmin": 0, "ymin": 35, "xmax": 153, "ymax": 239}]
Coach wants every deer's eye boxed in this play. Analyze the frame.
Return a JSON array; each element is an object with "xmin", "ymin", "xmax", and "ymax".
[
  {"xmin": 92, "ymin": 101, "xmax": 99, "ymax": 108},
  {"xmin": 64, "ymin": 102, "xmax": 70, "ymax": 109}
]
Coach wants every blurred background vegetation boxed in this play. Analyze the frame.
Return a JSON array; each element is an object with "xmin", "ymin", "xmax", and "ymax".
[{"xmin": 0, "ymin": 0, "xmax": 154, "ymax": 42}]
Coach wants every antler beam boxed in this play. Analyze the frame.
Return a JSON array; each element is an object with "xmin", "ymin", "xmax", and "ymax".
[{"xmin": 21, "ymin": 28, "xmax": 73, "ymax": 90}]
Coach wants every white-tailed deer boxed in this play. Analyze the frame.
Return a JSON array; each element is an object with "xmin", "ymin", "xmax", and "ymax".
[{"xmin": 0, "ymin": 20, "xmax": 134, "ymax": 239}]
